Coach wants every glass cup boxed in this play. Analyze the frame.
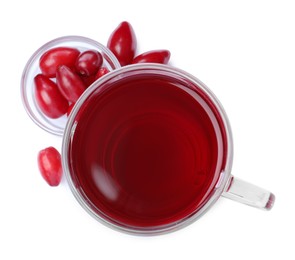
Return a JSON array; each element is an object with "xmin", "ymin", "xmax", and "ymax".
[
  {"xmin": 62, "ymin": 63, "xmax": 275, "ymax": 235},
  {"xmin": 21, "ymin": 36, "xmax": 121, "ymax": 136}
]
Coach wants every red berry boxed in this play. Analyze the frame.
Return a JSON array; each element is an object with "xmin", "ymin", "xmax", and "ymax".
[
  {"xmin": 39, "ymin": 47, "xmax": 80, "ymax": 78},
  {"xmin": 75, "ymin": 50, "xmax": 103, "ymax": 76},
  {"xmin": 107, "ymin": 21, "xmax": 137, "ymax": 66},
  {"xmin": 80, "ymin": 67, "xmax": 110, "ymax": 87},
  {"xmin": 94, "ymin": 67, "xmax": 109, "ymax": 80},
  {"xmin": 37, "ymin": 147, "xmax": 63, "ymax": 186},
  {"xmin": 67, "ymin": 103, "xmax": 75, "ymax": 116},
  {"xmin": 132, "ymin": 50, "xmax": 171, "ymax": 64},
  {"xmin": 34, "ymin": 74, "xmax": 69, "ymax": 118},
  {"xmin": 56, "ymin": 65, "xmax": 86, "ymax": 103},
  {"xmin": 80, "ymin": 74, "xmax": 96, "ymax": 87}
]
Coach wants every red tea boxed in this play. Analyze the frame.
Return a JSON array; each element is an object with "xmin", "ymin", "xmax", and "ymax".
[{"xmin": 68, "ymin": 73, "xmax": 227, "ymax": 228}]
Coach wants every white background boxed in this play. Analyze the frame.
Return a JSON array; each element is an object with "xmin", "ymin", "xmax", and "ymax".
[{"xmin": 1, "ymin": 0, "xmax": 294, "ymax": 259}]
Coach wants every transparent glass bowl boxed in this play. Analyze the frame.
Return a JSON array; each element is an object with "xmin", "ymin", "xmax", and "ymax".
[{"xmin": 21, "ymin": 35, "xmax": 121, "ymax": 136}]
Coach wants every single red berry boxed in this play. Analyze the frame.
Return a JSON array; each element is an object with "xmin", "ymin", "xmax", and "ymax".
[
  {"xmin": 94, "ymin": 67, "xmax": 109, "ymax": 80},
  {"xmin": 39, "ymin": 47, "xmax": 80, "ymax": 78},
  {"xmin": 107, "ymin": 21, "xmax": 137, "ymax": 66},
  {"xmin": 80, "ymin": 67, "xmax": 110, "ymax": 87},
  {"xmin": 80, "ymin": 74, "xmax": 96, "ymax": 87},
  {"xmin": 67, "ymin": 103, "xmax": 75, "ymax": 116},
  {"xmin": 75, "ymin": 50, "xmax": 103, "ymax": 76},
  {"xmin": 34, "ymin": 74, "xmax": 69, "ymax": 118},
  {"xmin": 56, "ymin": 65, "xmax": 86, "ymax": 103},
  {"xmin": 132, "ymin": 50, "xmax": 171, "ymax": 64},
  {"xmin": 37, "ymin": 147, "xmax": 63, "ymax": 186}
]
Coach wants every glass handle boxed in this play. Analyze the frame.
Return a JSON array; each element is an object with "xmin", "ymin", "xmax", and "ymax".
[{"xmin": 222, "ymin": 176, "xmax": 275, "ymax": 210}]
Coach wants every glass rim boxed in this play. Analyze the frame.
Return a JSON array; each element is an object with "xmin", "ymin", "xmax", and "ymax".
[{"xmin": 62, "ymin": 63, "xmax": 234, "ymax": 235}]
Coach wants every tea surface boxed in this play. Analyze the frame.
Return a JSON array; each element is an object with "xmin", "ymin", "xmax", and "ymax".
[{"xmin": 69, "ymin": 75, "xmax": 225, "ymax": 228}]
